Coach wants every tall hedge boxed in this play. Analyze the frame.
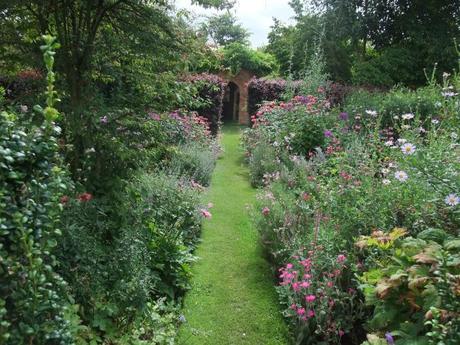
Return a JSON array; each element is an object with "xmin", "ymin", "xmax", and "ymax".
[{"xmin": 184, "ymin": 73, "xmax": 226, "ymax": 135}]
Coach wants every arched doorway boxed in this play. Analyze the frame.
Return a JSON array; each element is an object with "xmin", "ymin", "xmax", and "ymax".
[{"xmin": 222, "ymin": 82, "xmax": 239, "ymax": 123}]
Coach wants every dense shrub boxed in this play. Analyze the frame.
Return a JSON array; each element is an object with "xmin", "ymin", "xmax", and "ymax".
[
  {"xmin": 167, "ymin": 142, "xmax": 218, "ymax": 186},
  {"xmin": 0, "ymin": 37, "xmax": 75, "ymax": 344},
  {"xmin": 183, "ymin": 73, "xmax": 226, "ymax": 135},
  {"xmin": 244, "ymin": 71, "xmax": 460, "ymax": 344},
  {"xmin": 247, "ymin": 78, "xmax": 289, "ymax": 116}
]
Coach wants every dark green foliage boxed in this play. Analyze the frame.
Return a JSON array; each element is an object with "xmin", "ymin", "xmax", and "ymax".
[
  {"xmin": 184, "ymin": 74, "xmax": 226, "ymax": 135},
  {"xmin": 268, "ymin": 0, "xmax": 460, "ymax": 86},
  {"xmin": 0, "ymin": 38, "xmax": 73, "ymax": 344},
  {"xmin": 221, "ymin": 43, "xmax": 278, "ymax": 77}
]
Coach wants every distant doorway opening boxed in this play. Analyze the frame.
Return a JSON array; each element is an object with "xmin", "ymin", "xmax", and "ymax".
[{"xmin": 222, "ymin": 82, "xmax": 239, "ymax": 122}]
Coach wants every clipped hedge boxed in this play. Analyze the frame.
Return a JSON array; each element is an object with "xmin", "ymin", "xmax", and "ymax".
[{"xmin": 184, "ymin": 73, "xmax": 226, "ymax": 135}]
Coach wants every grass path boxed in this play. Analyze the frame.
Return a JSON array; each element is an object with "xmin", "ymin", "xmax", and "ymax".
[{"xmin": 177, "ymin": 124, "xmax": 288, "ymax": 345}]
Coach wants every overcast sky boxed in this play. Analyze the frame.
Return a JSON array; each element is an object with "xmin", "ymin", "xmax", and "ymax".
[{"xmin": 175, "ymin": 0, "xmax": 295, "ymax": 47}]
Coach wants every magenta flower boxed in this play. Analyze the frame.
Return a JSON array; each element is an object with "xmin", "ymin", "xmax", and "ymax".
[
  {"xmin": 305, "ymin": 295, "xmax": 316, "ymax": 303},
  {"xmin": 337, "ymin": 254, "xmax": 347, "ymax": 263},
  {"xmin": 324, "ymin": 130, "xmax": 333, "ymax": 137},
  {"xmin": 300, "ymin": 281, "xmax": 310, "ymax": 288},
  {"xmin": 306, "ymin": 309, "xmax": 315, "ymax": 318},
  {"xmin": 339, "ymin": 112, "xmax": 349, "ymax": 121},
  {"xmin": 262, "ymin": 207, "xmax": 270, "ymax": 216},
  {"xmin": 296, "ymin": 307, "xmax": 306, "ymax": 316}
]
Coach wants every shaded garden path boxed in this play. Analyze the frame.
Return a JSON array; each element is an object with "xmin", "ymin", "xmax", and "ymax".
[{"xmin": 177, "ymin": 124, "xmax": 288, "ymax": 345}]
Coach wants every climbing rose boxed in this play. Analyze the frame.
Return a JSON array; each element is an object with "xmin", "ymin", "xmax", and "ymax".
[{"xmin": 262, "ymin": 207, "xmax": 270, "ymax": 216}]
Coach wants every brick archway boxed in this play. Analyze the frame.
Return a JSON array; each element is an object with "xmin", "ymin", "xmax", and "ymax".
[{"xmin": 219, "ymin": 69, "xmax": 255, "ymax": 125}]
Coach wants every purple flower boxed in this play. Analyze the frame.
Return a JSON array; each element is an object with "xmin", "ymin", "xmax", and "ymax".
[
  {"xmin": 385, "ymin": 332, "xmax": 395, "ymax": 345},
  {"xmin": 100, "ymin": 115, "xmax": 108, "ymax": 124},
  {"xmin": 339, "ymin": 112, "xmax": 349, "ymax": 121},
  {"xmin": 324, "ymin": 130, "xmax": 333, "ymax": 138}
]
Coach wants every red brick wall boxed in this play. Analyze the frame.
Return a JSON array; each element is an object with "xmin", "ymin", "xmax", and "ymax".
[{"xmin": 219, "ymin": 69, "xmax": 255, "ymax": 125}]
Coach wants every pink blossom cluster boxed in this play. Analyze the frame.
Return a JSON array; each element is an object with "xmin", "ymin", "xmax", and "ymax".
[{"xmin": 278, "ymin": 248, "xmax": 351, "ymax": 336}]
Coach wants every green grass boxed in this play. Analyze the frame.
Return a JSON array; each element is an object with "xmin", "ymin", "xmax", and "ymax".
[{"xmin": 177, "ymin": 124, "xmax": 289, "ymax": 345}]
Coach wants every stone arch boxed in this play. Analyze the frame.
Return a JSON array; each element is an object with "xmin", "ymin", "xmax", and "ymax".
[
  {"xmin": 219, "ymin": 69, "xmax": 255, "ymax": 125},
  {"xmin": 223, "ymin": 81, "xmax": 239, "ymax": 122}
]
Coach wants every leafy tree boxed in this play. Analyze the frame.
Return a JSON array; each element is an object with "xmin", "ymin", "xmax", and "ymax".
[
  {"xmin": 269, "ymin": 0, "xmax": 460, "ymax": 86},
  {"xmin": 201, "ymin": 12, "xmax": 250, "ymax": 46},
  {"xmin": 221, "ymin": 42, "xmax": 278, "ymax": 76},
  {"xmin": 0, "ymin": 0, "xmax": 229, "ymax": 179}
]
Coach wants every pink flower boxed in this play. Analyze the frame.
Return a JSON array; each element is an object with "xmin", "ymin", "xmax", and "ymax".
[
  {"xmin": 297, "ymin": 307, "xmax": 306, "ymax": 316},
  {"xmin": 303, "ymin": 274, "xmax": 312, "ymax": 280},
  {"xmin": 337, "ymin": 254, "xmax": 347, "ymax": 263},
  {"xmin": 292, "ymin": 282, "xmax": 300, "ymax": 292},
  {"xmin": 200, "ymin": 209, "xmax": 212, "ymax": 219},
  {"xmin": 305, "ymin": 295, "xmax": 316, "ymax": 303},
  {"xmin": 300, "ymin": 281, "xmax": 310, "ymax": 288},
  {"xmin": 327, "ymin": 281, "xmax": 334, "ymax": 288},
  {"xmin": 339, "ymin": 330, "xmax": 345, "ymax": 337},
  {"xmin": 286, "ymin": 263, "xmax": 293, "ymax": 269},
  {"xmin": 262, "ymin": 207, "xmax": 270, "ymax": 216},
  {"xmin": 290, "ymin": 304, "xmax": 297, "ymax": 310},
  {"xmin": 307, "ymin": 309, "xmax": 315, "ymax": 318}
]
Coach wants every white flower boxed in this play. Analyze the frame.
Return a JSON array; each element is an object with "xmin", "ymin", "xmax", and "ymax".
[
  {"xmin": 381, "ymin": 168, "xmax": 390, "ymax": 175},
  {"xmin": 20, "ymin": 105, "xmax": 28, "ymax": 113},
  {"xmin": 397, "ymin": 138, "xmax": 407, "ymax": 145},
  {"xmin": 366, "ymin": 110, "xmax": 378, "ymax": 117},
  {"xmin": 431, "ymin": 119, "xmax": 440, "ymax": 125},
  {"xmin": 382, "ymin": 179, "xmax": 391, "ymax": 185},
  {"xmin": 444, "ymin": 193, "xmax": 459, "ymax": 206},
  {"xmin": 442, "ymin": 91, "xmax": 458, "ymax": 97},
  {"xmin": 435, "ymin": 101, "xmax": 442, "ymax": 108},
  {"xmin": 417, "ymin": 127, "xmax": 426, "ymax": 133},
  {"xmin": 402, "ymin": 125, "xmax": 411, "ymax": 130},
  {"xmin": 401, "ymin": 143, "xmax": 416, "ymax": 155},
  {"xmin": 273, "ymin": 141, "xmax": 279, "ymax": 147},
  {"xmin": 451, "ymin": 132, "xmax": 458, "ymax": 140},
  {"xmin": 443, "ymin": 72, "xmax": 451, "ymax": 78},
  {"xmin": 388, "ymin": 162, "xmax": 397, "ymax": 168},
  {"xmin": 384, "ymin": 140, "xmax": 394, "ymax": 147},
  {"xmin": 393, "ymin": 115, "xmax": 399, "ymax": 120},
  {"xmin": 402, "ymin": 113, "xmax": 414, "ymax": 120},
  {"xmin": 394, "ymin": 170, "xmax": 408, "ymax": 182}
]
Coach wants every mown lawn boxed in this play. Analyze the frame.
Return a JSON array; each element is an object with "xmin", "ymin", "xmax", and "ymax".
[{"xmin": 177, "ymin": 124, "xmax": 288, "ymax": 345}]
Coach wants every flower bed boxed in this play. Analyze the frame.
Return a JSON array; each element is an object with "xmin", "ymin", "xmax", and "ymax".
[{"xmin": 243, "ymin": 74, "xmax": 460, "ymax": 344}]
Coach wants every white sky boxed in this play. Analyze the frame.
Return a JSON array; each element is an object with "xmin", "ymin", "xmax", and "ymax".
[{"xmin": 175, "ymin": 0, "xmax": 295, "ymax": 47}]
